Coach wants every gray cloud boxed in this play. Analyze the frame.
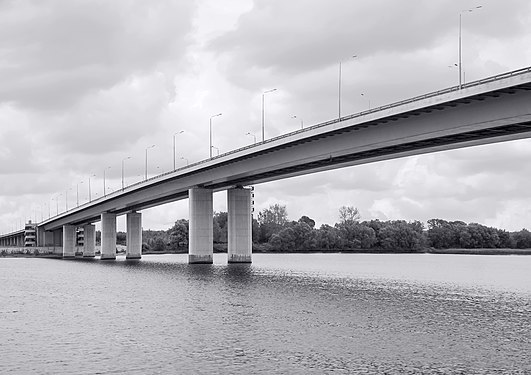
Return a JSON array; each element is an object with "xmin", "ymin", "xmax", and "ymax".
[{"xmin": 0, "ymin": 0, "xmax": 196, "ymax": 110}]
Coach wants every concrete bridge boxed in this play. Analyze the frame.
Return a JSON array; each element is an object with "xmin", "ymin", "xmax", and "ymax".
[{"xmin": 2, "ymin": 66, "xmax": 531, "ymax": 263}]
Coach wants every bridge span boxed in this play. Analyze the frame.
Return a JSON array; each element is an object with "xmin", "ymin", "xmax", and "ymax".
[{"xmin": 2, "ymin": 66, "xmax": 531, "ymax": 262}]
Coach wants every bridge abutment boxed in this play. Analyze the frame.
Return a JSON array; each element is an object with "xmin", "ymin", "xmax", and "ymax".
[
  {"xmin": 101, "ymin": 213, "xmax": 117, "ymax": 260},
  {"xmin": 227, "ymin": 188, "xmax": 252, "ymax": 263},
  {"xmin": 62, "ymin": 225, "xmax": 76, "ymax": 258},
  {"xmin": 188, "ymin": 188, "xmax": 213, "ymax": 264},
  {"xmin": 126, "ymin": 212, "xmax": 142, "ymax": 260},
  {"xmin": 83, "ymin": 224, "xmax": 96, "ymax": 257}
]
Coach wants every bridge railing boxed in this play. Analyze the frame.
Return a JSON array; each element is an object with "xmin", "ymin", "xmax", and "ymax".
[{"xmin": 41, "ymin": 65, "xmax": 531, "ymax": 223}]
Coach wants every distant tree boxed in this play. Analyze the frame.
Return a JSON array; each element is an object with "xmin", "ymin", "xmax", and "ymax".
[
  {"xmin": 335, "ymin": 221, "xmax": 376, "ymax": 249},
  {"xmin": 213, "ymin": 211, "xmax": 228, "ymax": 243},
  {"xmin": 514, "ymin": 229, "xmax": 531, "ymax": 249},
  {"xmin": 116, "ymin": 231, "xmax": 126, "ymax": 245},
  {"xmin": 298, "ymin": 215, "xmax": 316, "ymax": 229},
  {"xmin": 315, "ymin": 224, "xmax": 342, "ymax": 250},
  {"xmin": 257, "ymin": 204, "xmax": 288, "ymax": 242},
  {"xmin": 252, "ymin": 218, "xmax": 260, "ymax": 243},
  {"xmin": 338, "ymin": 206, "xmax": 361, "ymax": 224},
  {"xmin": 167, "ymin": 219, "xmax": 188, "ymax": 249},
  {"xmin": 378, "ymin": 220, "xmax": 424, "ymax": 251}
]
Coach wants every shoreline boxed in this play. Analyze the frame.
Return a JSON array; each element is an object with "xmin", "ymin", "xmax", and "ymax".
[{"xmin": 3, "ymin": 248, "xmax": 531, "ymax": 258}]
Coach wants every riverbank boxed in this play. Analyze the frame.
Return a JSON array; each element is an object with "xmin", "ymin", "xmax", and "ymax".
[
  {"xmin": 426, "ymin": 248, "xmax": 531, "ymax": 255},
  {"xmin": 3, "ymin": 246, "xmax": 531, "ymax": 258}
]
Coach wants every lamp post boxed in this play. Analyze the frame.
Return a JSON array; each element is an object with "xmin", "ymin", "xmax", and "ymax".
[
  {"xmin": 338, "ymin": 55, "xmax": 357, "ymax": 119},
  {"xmin": 261, "ymin": 89, "xmax": 277, "ymax": 141},
  {"xmin": 209, "ymin": 113, "xmax": 222, "ymax": 158},
  {"xmin": 122, "ymin": 156, "xmax": 131, "ymax": 190},
  {"xmin": 88, "ymin": 173, "xmax": 96, "ymax": 201},
  {"xmin": 211, "ymin": 146, "xmax": 219, "ymax": 156},
  {"xmin": 361, "ymin": 93, "xmax": 371, "ymax": 110},
  {"xmin": 103, "ymin": 166, "xmax": 111, "ymax": 196},
  {"xmin": 459, "ymin": 6, "xmax": 482, "ymax": 89},
  {"xmin": 77, "ymin": 181, "xmax": 83, "ymax": 207},
  {"xmin": 173, "ymin": 130, "xmax": 184, "ymax": 171},
  {"xmin": 245, "ymin": 132, "xmax": 256, "ymax": 144},
  {"xmin": 145, "ymin": 144, "xmax": 155, "ymax": 180},
  {"xmin": 291, "ymin": 115, "xmax": 304, "ymax": 129}
]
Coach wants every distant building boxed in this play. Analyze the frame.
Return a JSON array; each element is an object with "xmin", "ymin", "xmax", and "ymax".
[
  {"xmin": 24, "ymin": 221, "xmax": 36, "ymax": 247},
  {"xmin": 76, "ymin": 227, "xmax": 84, "ymax": 247}
]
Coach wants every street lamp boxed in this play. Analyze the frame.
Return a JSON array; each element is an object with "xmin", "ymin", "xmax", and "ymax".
[
  {"xmin": 173, "ymin": 130, "xmax": 184, "ymax": 171},
  {"xmin": 209, "ymin": 113, "xmax": 222, "ymax": 158},
  {"xmin": 245, "ymin": 132, "xmax": 256, "ymax": 144},
  {"xmin": 459, "ymin": 6, "xmax": 482, "ymax": 89},
  {"xmin": 360, "ymin": 93, "xmax": 371, "ymax": 110},
  {"xmin": 122, "ymin": 156, "xmax": 131, "ymax": 190},
  {"xmin": 211, "ymin": 146, "xmax": 220, "ymax": 156},
  {"xmin": 88, "ymin": 173, "xmax": 96, "ymax": 202},
  {"xmin": 77, "ymin": 181, "xmax": 83, "ymax": 207},
  {"xmin": 338, "ymin": 55, "xmax": 357, "ymax": 119},
  {"xmin": 261, "ymin": 89, "xmax": 277, "ymax": 141},
  {"xmin": 145, "ymin": 144, "xmax": 155, "ymax": 180},
  {"xmin": 103, "ymin": 166, "xmax": 111, "ymax": 196},
  {"xmin": 291, "ymin": 115, "xmax": 303, "ymax": 129}
]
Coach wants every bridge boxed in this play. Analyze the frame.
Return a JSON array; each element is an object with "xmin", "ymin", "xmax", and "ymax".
[{"xmin": 2, "ymin": 66, "xmax": 531, "ymax": 262}]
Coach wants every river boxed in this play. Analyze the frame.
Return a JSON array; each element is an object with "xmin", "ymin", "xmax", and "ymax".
[{"xmin": 1, "ymin": 253, "xmax": 530, "ymax": 374}]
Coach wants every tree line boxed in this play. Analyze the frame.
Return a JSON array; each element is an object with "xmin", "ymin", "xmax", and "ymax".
[{"xmin": 136, "ymin": 204, "xmax": 531, "ymax": 253}]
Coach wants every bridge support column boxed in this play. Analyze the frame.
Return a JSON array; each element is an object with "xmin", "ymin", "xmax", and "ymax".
[
  {"xmin": 83, "ymin": 224, "xmax": 96, "ymax": 257},
  {"xmin": 62, "ymin": 225, "xmax": 76, "ymax": 258},
  {"xmin": 227, "ymin": 188, "xmax": 252, "ymax": 263},
  {"xmin": 126, "ymin": 212, "xmax": 142, "ymax": 260},
  {"xmin": 101, "ymin": 213, "xmax": 116, "ymax": 260},
  {"xmin": 188, "ymin": 188, "xmax": 213, "ymax": 264}
]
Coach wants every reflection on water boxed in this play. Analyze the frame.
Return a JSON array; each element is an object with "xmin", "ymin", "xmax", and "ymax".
[{"xmin": 1, "ymin": 253, "xmax": 530, "ymax": 374}]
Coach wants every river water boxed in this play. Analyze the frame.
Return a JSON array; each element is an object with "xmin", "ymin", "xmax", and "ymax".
[{"xmin": 1, "ymin": 253, "xmax": 530, "ymax": 374}]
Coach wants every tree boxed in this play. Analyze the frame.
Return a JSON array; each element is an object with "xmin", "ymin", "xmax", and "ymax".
[
  {"xmin": 315, "ymin": 224, "xmax": 342, "ymax": 250},
  {"xmin": 213, "ymin": 211, "xmax": 228, "ymax": 243},
  {"xmin": 338, "ymin": 206, "xmax": 361, "ymax": 224},
  {"xmin": 257, "ymin": 204, "xmax": 288, "ymax": 242},
  {"xmin": 298, "ymin": 215, "xmax": 315, "ymax": 229},
  {"xmin": 167, "ymin": 219, "xmax": 188, "ymax": 249},
  {"xmin": 514, "ymin": 229, "xmax": 531, "ymax": 249}
]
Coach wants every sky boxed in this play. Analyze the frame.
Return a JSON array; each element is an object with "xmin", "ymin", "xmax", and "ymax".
[{"xmin": 1, "ymin": 0, "xmax": 531, "ymax": 233}]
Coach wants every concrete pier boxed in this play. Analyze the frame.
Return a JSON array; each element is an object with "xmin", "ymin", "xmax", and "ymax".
[
  {"xmin": 101, "ymin": 213, "xmax": 117, "ymax": 260},
  {"xmin": 188, "ymin": 188, "xmax": 213, "ymax": 264},
  {"xmin": 83, "ymin": 224, "xmax": 96, "ymax": 257},
  {"xmin": 62, "ymin": 225, "xmax": 76, "ymax": 258},
  {"xmin": 227, "ymin": 188, "xmax": 252, "ymax": 263},
  {"xmin": 126, "ymin": 212, "xmax": 142, "ymax": 260}
]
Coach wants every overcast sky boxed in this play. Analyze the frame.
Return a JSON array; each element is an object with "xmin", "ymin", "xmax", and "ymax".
[{"xmin": 1, "ymin": 0, "xmax": 531, "ymax": 233}]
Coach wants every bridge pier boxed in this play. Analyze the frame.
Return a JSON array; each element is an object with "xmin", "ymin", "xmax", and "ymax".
[
  {"xmin": 83, "ymin": 224, "xmax": 96, "ymax": 257},
  {"xmin": 188, "ymin": 188, "xmax": 213, "ymax": 264},
  {"xmin": 62, "ymin": 225, "xmax": 76, "ymax": 258},
  {"xmin": 101, "ymin": 213, "xmax": 117, "ymax": 260},
  {"xmin": 227, "ymin": 188, "xmax": 252, "ymax": 263},
  {"xmin": 126, "ymin": 212, "xmax": 142, "ymax": 260}
]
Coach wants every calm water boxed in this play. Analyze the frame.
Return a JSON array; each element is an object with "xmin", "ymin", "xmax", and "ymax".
[{"xmin": 1, "ymin": 253, "xmax": 530, "ymax": 374}]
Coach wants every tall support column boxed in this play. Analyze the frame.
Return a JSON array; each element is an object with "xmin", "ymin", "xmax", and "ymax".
[
  {"xmin": 62, "ymin": 225, "xmax": 76, "ymax": 258},
  {"xmin": 83, "ymin": 224, "xmax": 96, "ymax": 258},
  {"xmin": 188, "ymin": 188, "xmax": 213, "ymax": 264},
  {"xmin": 227, "ymin": 188, "xmax": 252, "ymax": 263},
  {"xmin": 126, "ymin": 212, "xmax": 142, "ymax": 260},
  {"xmin": 101, "ymin": 213, "xmax": 117, "ymax": 260}
]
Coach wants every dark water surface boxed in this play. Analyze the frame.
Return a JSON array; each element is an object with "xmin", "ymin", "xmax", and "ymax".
[{"xmin": 1, "ymin": 253, "xmax": 530, "ymax": 374}]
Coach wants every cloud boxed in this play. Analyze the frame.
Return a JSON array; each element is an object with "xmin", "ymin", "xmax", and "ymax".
[{"xmin": 0, "ymin": 0, "xmax": 196, "ymax": 110}]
